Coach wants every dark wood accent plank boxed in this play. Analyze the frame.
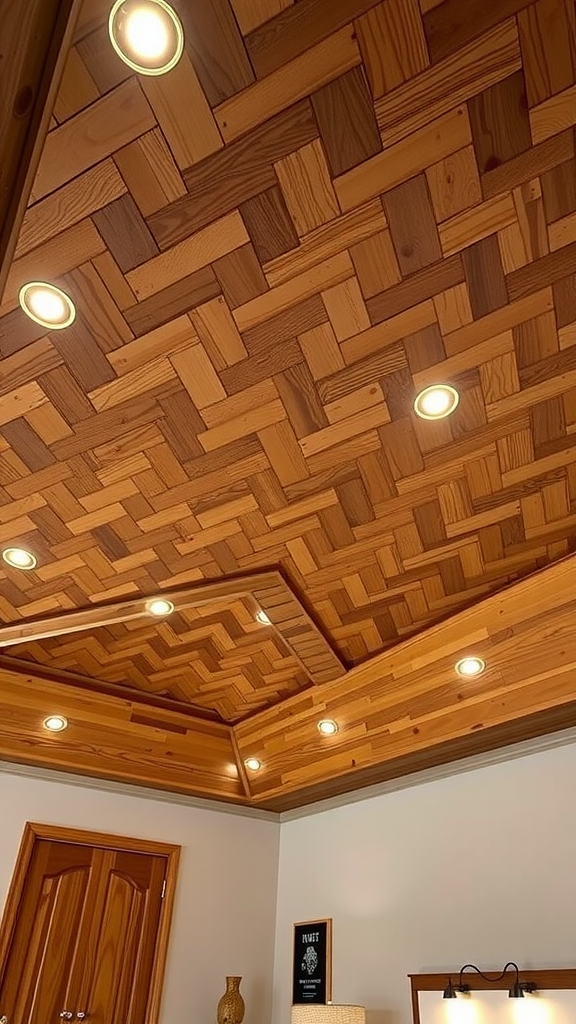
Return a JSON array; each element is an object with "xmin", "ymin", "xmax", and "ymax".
[
  {"xmin": 93, "ymin": 194, "xmax": 159, "ymax": 273},
  {"xmin": 462, "ymin": 235, "xmax": 508, "ymax": 319},
  {"xmin": 383, "ymin": 174, "xmax": 442, "ymax": 276},
  {"xmin": 507, "ymin": 241, "xmax": 576, "ymax": 300},
  {"xmin": 240, "ymin": 186, "xmax": 299, "ymax": 263},
  {"xmin": 311, "ymin": 67, "xmax": 382, "ymax": 177},
  {"xmin": 124, "ymin": 267, "xmax": 221, "ymax": 336},
  {"xmin": 180, "ymin": 0, "xmax": 254, "ymax": 106},
  {"xmin": 245, "ymin": 0, "xmax": 381, "ymax": 79},
  {"xmin": 147, "ymin": 100, "xmax": 318, "ymax": 249},
  {"xmin": 423, "ymin": 0, "xmax": 538, "ymax": 64},
  {"xmin": 212, "ymin": 244, "xmax": 269, "ymax": 308},
  {"xmin": 468, "ymin": 70, "xmax": 532, "ymax": 174},
  {"xmin": 481, "ymin": 129, "xmax": 574, "ymax": 199},
  {"xmin": 366, "ymin": 255, "xmax": 464, "ymax": 324}
]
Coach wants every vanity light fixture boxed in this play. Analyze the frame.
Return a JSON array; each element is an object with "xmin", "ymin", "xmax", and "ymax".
[
  {"xmin": 19, "ymin": 282, "xmax": 76, "ymax": 329},
  {"xmin": 245, "ymin": 757, "xmax": 262, "ymax": 772},
  {"xmin": 108, "ymin": 0, "xmax": 184, "ymax": 76},
  {"xmin": 43, "ymin": 715, "xmax": 68, "ymax": 732},
  {"xmin": 146, "ymin": 597, "xmax": 174, "ymax": 617},
  {"xmin": 443, "ymin": 963, "xmax": 536, "ymax": 1002},
  {"xmin": 318, "ymin": 719, "xmax": 338, "ymax": 736},
  {"xmin": 2, "ymin": 547, "xmax": 37, "ymax": 570},
  {"xmin": 414, "ymin": 383, "xmax": 459, "ymax": 420},
  {"xmin": 455, "ymin": 656, "xmax": 485, "ymax": 677}
]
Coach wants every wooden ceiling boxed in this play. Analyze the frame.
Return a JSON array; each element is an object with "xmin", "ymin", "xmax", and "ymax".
[{"xmin": 1, "ymin": 0, "xmax": 576, "ymax": 811}]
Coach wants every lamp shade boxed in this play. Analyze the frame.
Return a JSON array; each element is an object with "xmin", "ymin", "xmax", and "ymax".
[{"xmin": 291, "ymin": 1005, "xmax": 365, "ymax": 1024}]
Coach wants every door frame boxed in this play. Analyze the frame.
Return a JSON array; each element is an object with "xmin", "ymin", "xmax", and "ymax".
[{"xmin": 0, "ymin": 822, "xmax": 180, "ymax": 1023}]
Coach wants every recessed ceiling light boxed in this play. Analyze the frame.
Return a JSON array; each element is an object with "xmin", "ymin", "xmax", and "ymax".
[
  {"xmin": 318, "ymin": 719, "xmax": 338, "ymax": 736},
  {"xmin": 256, "ymin": 610, "xmax": 271, "ymax": 625},
  {"xmin": 19, "ymin": 282, "xmax": 75, "ymax": 329},
  {"xmin": 108, "ymin": 0, "xmax": 184, "ymax": 75},
  {"xmin": 245, "ymin": 757, "xmax": 262, "ymax": 772},
  {"xmin": 2, "ymin": 547, "xmax": 37, "ymax": 570},
  {"xmin": 146, "ymin": 598, "xmax": 174, "ymax": 617},
  {"xmin": 455, "ymin": 656, "xmax": 486, "ymax": 677},
  {"xmin": 43, "ymin": 715, "xmax": 68, "ymax": 732},
  {"xmin": 414, "ymin": 383, "xmax": 459, "ymax": 420}
]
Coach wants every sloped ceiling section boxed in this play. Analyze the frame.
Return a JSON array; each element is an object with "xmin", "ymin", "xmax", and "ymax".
[{"xmin": 1, "ymin": 0, "xmax": 576, "ymax": 810}]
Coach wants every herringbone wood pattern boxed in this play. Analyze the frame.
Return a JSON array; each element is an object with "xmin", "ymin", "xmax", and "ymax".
[{"xmin": 1, "ymin": 0, "xmax": 576, "ymax": 791}]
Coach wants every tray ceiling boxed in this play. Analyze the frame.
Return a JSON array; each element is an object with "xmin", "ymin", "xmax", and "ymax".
[{"xmin": 1, "ymin": 0, "xmax": 576, "ymax": 809}]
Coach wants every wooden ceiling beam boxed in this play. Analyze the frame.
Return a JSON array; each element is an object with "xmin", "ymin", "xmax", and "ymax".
[
  {"xmin": 235, "ymin": 555, "xmax": 576, "ymax": 806},
  {"xmin": 0, "ymin": 0, "xmax": 82, "ymax": 295}
]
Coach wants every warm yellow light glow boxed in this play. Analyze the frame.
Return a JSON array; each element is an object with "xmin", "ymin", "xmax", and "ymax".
[
  {"xmin": 2, "ymin": 547, "xmax": 37, "ymax": 570},
  {"xmin": 146, "ymin": 598, "xmax": 174, "ymax": 616},
  {"xmin": 511, "ymin": 995, "xmax": 549, "ymax": 1024},
  {"xmin": 108, "ymin": 0, "xmax": 184, "ymax": 75},
  {"xmin": 19, "ymin": 282, "xmax": 75, "ymax": 329},
  {"xmin": 455, "ymin": 656, "xmax": 486, "ymax": 677},
  {"xmin": 414, "ymin": 383, "xmax": 459, "ymax": 420},
  {"xmin": 245, "ymin": 757, "xmax": 262, "ymax": 772},
  {"xmin": 43, "ymin": 715, "xmax": 68, "ymax": 732},
  {"xmin": 318, "ymin": 719, "xmax": 338, "ymax": 736},
  {"xmin": 444, "ymin": 995, "xmax": 478, "ymax": 1024}
]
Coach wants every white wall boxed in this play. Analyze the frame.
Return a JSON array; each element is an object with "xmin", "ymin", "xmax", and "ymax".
[
  {"xmin": 0, "ymin": 769, "xmax": 280, "ymax": 1024},
  {"xmin": 272, "ymin": 742, "xmax": 576, "ymax": 1024}
]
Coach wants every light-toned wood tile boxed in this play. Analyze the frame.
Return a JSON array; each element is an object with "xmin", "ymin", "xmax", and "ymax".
[
  {"xmin": 33, "ymin": 79, "xmax": 156, "ymax": 200},
  {"xmin": 142, "ymin": 53, "xmax": 223, "ymax": 168},
  {"xmin": 114, "ymin": 128, "xmax": 187, "ymax": 217},
  {"xmin": 529, "ymin": 83, "xmax": 576, "ymax": 144},
  {"xmin": 375, "ymin": 19, "xmax": 521, "ymax": 146},
  {"xmin": 335, "ymin": 106, "xmax": 471, "ymax": 212},
  {"xmin": 215, "ymin": 26, "xmax": 361, "ymax": 143},
  {"xmin": 322, "ymin": 277, "xmax": 370, "ymax": 342},
  {"xmin": 126, "ymin": 212, "xmax": 249, "ymax": 300},
  {"xmin": 275, "ymin": 140, "xmax": 339, "ymax": 236}
]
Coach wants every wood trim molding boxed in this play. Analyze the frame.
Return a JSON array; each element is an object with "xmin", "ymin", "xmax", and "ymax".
[
  {"xmin": 0, "ymin": 822, "xmax": 180, "ymax": 1024},
  {"xmin": 0, "ymin": 0, "xmax": 83, "ymax": 293}
]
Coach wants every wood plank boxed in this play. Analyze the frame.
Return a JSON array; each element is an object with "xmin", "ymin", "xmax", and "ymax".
[
  {"xmin": 215, "ymin": 26, "xmax": 361, "ymax": 143},
  {"xmin": 0, "ymin": 0, "xmax": 83, "ymax": 293},
  {"xmin": 33, "ymin": 79, "xmax": 156, "ymax": 200}
]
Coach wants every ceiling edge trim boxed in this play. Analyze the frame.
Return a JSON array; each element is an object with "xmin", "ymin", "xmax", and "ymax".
[
  {"xmin": 278, "ymin": 726, "xmax": 576, "ymax": 821},
  {"xmin": 0, "ymin": 758, "xmax": 279, "ymax": 822}
]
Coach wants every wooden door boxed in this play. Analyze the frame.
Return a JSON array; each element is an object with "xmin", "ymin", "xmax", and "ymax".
[{"xmin": 0, "ymin": 825, "xmax": 179, "ymax": 1024}]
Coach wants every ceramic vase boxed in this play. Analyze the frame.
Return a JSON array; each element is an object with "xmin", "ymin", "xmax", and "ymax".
[{"xmin": 217, "ymin": 976, "xmax": 245, "ymax": 1024}]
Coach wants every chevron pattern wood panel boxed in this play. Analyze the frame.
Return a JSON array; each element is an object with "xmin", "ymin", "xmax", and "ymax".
[{"xmin": 1, "ymin": 0, "xmax": 576, "ymax": 807}]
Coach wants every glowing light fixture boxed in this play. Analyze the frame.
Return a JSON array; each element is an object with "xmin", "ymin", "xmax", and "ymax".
[
  {"xmin": 146, "ymin": 597, "xmax": 174, "ymax": 617},
  {"xmin": 19, "ymin": 282, "xmax": 75, "ymax": 329},
  {"xmin": 318, "ymin": 719, "xmax": 338, "ymax": 736},
  {"xmin": 245, "ymin": 757, "xmax": 262, "ymax": 772},
  {"xmin": 2, "ymin": 547, "xmax": 37, "ymax": 570},
  {"xmin": 414, "ymin": 383, "xmax": 459, "ymax": 420},
  {"xmin": 256, "ymin": 610, "xmax": 271, "ymax": 625},
  {"xmin": 443, "ymin": 963, "xmax": 537, "ymax": 1019},
  {"xmin": 43, "ymin": 715, "xmax": 68, "ymax": 732},
  {"xmin": 108, "ymin": 0, "xmax": 184, "ymax": 75},
  {"xmin": 455, "ymin": 656, "xmax": 485, "ymax": 677}
]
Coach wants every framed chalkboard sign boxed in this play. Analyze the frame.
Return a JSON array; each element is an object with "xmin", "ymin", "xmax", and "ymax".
[{"xmin": 292, "ymin": 918, "xmax": 332, "ymax": 1005}]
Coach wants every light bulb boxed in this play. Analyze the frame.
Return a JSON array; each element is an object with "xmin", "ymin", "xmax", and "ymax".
[
  {"xmin": 43, "ymin": 715, "xmax": 68, "ymax": 732},
  {"xmin": 146, "ymin": 598, "xmax": 174, "ymax": 617},
  {"xmin": 19, "ymin": 282, "xmax": 75, "ymax": 329},
  {"xmin": 2, "ymin": 547, "xmax": 37, "ymax": 570},
  {"xmin": 414, "ymin": 384, "xmax": 459, "ymax": 420},
  {"xmin": 108, "ymin": 0, "xmax": 184, "ymax": 75},
  {"xmin": 455, "ymin": 656, "xmax": 485, "ymax": 677}
]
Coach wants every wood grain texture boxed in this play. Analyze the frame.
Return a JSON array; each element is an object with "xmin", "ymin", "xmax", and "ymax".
[{"xmin": 2, "ymin": 0, "xmax": 576, "ymax": 810}]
